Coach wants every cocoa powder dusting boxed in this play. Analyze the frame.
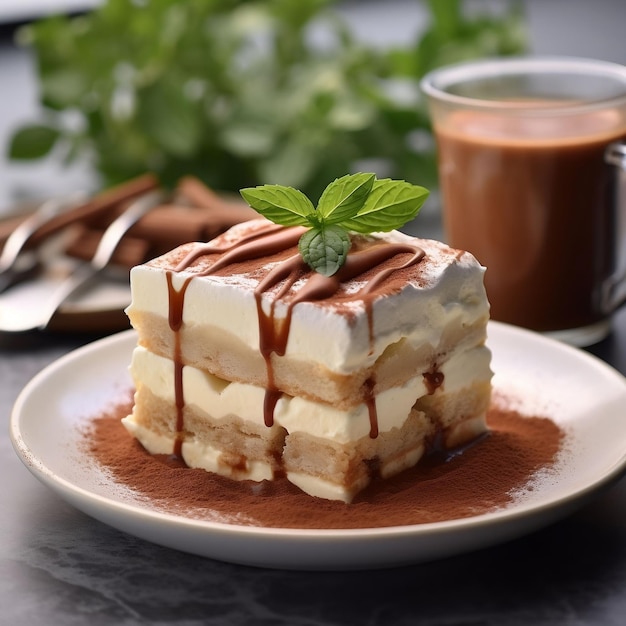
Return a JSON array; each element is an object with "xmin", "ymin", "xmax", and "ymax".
[{"xmin": 83, "ymin": 395, "xmax": 564, "ymax": 529}]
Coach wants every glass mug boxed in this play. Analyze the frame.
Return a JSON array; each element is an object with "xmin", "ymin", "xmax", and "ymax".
[{"xmin": 421, "ymin": 57, "xmax": 626, "ymax": 346}]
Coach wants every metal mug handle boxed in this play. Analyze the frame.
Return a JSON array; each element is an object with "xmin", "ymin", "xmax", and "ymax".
[{"xmin": 604, "ymin": 141, "xmax": 626, "ymax": 313}]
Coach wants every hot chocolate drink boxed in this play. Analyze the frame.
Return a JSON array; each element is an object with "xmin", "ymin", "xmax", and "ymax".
[{"xmin": 436, "ymin": 108, "xmax": 626, "ymax": 332}]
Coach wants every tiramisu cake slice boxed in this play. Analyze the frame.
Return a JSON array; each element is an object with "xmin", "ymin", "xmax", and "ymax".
[{"xmin": 122, "ymin": 174, "xmax": 492, "ymax": 502}]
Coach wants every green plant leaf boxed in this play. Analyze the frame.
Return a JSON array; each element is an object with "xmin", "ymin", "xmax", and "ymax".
[
  {"xmin": 219, "ymin": 120, "xmax": 276, "ymax": 158},
  {"xmin": 428, "ymin": 0, "xmax": 462, "ymax": 39},
  {"xmin": 8, "ymin": 124, "xmax": 60, "ymax": 159},
  {"xmin": 298, "ymin": 224, "xmax": 351, "ymax": 276},
  {"xmin": 9, "ymin": 0, "xmax": 528, "ymax": 197},
  {"xmin": 240, "ymin": 185, "xmax": 315, "ymax": 226},
  {"xmin": 41, "ymin": 69, "xmax": 87, "ymax": 109},
  {"xmin": 342, "ymin": 179, "xmax": 429, "ymax": 233},
  {"xmin": 257, "ymin": 139, "xmax": 319, "ymax": 191},
  {"xmin": 136, "ymin": 79, "xmax": 202, "ymax": 157},
  {"xmin": 316, "ymin": 172, "xmax": 375, "ymax": 224}
]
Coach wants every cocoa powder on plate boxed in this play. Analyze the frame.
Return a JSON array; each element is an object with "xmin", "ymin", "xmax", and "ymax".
[{"xmin": 83, "ymin": 395, "xmax": 564, "ymax": 529}]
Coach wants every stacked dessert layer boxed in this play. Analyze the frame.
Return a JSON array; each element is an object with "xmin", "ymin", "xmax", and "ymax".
[{"xmin": 123, "ymin": 219, "xmax": 492, "ymax": 502}]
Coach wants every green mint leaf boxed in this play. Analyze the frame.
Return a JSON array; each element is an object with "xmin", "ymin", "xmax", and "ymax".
[
  {"xmin": 342, "ymin": 179, "xmax": 429, "ymax": 233},
  {"xmin": 298, "ymin": 225, "xmax": 351, "ymax": 277},
  {"xmin": 241, "ymin": 174, "xmax": 430, "ymax": 275},
  {"xmin": 316, "ymin": 172, "xmax": 375, "ymax": 225},
  {"xmin": 240, "ymin": 185, "xmax": 315, "ymax": 227}
]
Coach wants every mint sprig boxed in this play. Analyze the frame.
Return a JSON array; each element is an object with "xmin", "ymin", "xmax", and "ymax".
[{"xmin": 240, "ymin": 173, "xmax": 429, "ymax": 276}]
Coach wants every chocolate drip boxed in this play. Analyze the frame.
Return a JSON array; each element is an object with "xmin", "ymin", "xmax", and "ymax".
[
  {"xmin": 345, "ymin": 244, "xmax": 425, "ymax": 350},
  {"xmin": 164, "ymin": 223, "xmax": 425, "ymax": 448},
  {"xmin": 363, "ymin": 377, "xmax": 378, "ymax": 439},
  {"xmin": 166, "ymin": 224, "xmax": 304, "ymax": 441},
  {"xmin": 175, "ymin": 224, "xmax": 302, "ymax": 273},
  {"xmin": 165, "ymin": 272, "xmax": 194, "ymax": 459},
  {"xmin": 255, "ymin": 254, "xmax": 305, "ymax": 360},
  {"xmin": 263, "ymin": 389, "xmax": 283, "ymax": 429},
  {"xmin": 423, "ymin": 368, "xmax": 445, "ymax": 395}
]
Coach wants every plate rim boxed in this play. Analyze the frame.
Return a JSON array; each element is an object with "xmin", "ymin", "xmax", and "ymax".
[{"xmin": 9, "ymin": 322, "xmax": 626, "ymax": 564}]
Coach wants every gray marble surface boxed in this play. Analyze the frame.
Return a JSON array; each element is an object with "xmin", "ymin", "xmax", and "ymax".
[{"xmin": 2, "ymin": 2, "xmax": 626, "ymax": 624}]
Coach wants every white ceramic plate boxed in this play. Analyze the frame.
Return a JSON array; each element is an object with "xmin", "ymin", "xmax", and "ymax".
[{"xmin": 10, "ymin": 322, "xmax": 626, "ymax": 570}]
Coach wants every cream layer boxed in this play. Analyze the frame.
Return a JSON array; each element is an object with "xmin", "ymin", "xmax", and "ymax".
[
  {"xmin": 286, "ymin": 444, "xmax": 426, "ymax": 502},
  {"xmin": 121, "ymin": 418, "xmax": 429, "ymax": 501},
  {"xmin": 126, "ymin": 221, "xmax": 489, "ymax": 376},
  {"xmin": 124, "ymin": 344, "xmax": 492, "ymax": 444}
]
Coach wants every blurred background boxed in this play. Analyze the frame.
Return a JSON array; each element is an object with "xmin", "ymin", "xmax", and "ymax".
[{"xmin": 1, "ymin": 0, "xmax": 626, "ymax": 216}]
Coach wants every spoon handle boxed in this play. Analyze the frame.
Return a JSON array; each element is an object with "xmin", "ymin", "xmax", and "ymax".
[
  {"xmin": 0, "ymin": 195, "xmax": 85, "ymax": 275},
  {"xmin": 37, "ymin": 189, "xmax": 164, "ymax": 331}
]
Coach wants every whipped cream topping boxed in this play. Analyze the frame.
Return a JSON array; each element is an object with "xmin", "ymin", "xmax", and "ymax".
[{"xmin": 127, "ymin": 219, "xmax": 489, "ymax": 376}]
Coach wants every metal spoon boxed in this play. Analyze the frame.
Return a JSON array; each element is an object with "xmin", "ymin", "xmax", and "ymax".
[
  {"xmin": 0, "ymin": 189, "xmax": 164, "ymax": 333},
  {"xmin": 0, "ymin": 195, "xmax": 85, "ymax": 293}
]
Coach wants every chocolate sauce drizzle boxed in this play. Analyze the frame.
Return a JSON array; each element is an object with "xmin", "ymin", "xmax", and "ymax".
[
  {"xmin": 423, "ymin": 368, "xmax": 445, "ymax": 395},
  {"xmin": 164, "ymin": 223, "xmax": 425, "ymax": 454}
]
